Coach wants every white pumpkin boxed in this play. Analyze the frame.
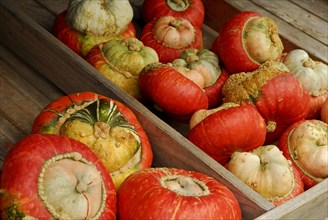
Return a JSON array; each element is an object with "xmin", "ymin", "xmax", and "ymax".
[
  {"xmin": 228, "ymin": 145, "xmax": 304, "ymax": 206},
  {"xmin": 283, "ymin": 49, "xmax": 328, "ymax": 118},
  {"xmin": 283, "ymin": 49, "xmax": 328, "ymax": 97},
  {"xmin": 66, "ymin": 0, "xmax": 133, "ymax": 36},
  {"xmin": 286, "ymin": 120, "xmax": 327, "ymax": 181}
]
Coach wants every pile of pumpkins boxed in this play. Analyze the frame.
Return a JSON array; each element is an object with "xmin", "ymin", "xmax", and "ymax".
[{"xmin": 1, "ymin": 0, "xmax": 327, "ymax": 219}]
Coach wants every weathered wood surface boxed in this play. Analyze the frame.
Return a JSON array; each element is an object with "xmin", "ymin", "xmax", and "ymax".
[
  {"xmin": 0, "ymin": 43, "xmax": 65, "ymax": 166},
  {"xmin": 0, "ymin": 0, "xmax": 327, "ymax": 219}
]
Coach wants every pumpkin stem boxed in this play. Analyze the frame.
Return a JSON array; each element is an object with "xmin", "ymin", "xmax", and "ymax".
[
  {"xmin": 173, "ymin": 0, "xmax": 183, "ymax": 4},
  {"xmin": 260, "ymin": 154, "xmax": 271, "ymax": 170},
  {"xmin": 186, "ymin": 53, "xmax": 199, "ymax": 63},
  {"xmin": 125, "ymin": 39, "xmax": 141, "ymax": 52},
  {"xmin": 94, "ymin": 121, "xmax": 110, "ymax": 139},
  {"xmin": 75, "ymin": 180, "xmax": 88, "ymax": 193},
  {"xmin": 317, "ymin": 137, "xmax": 326, "ymax": 146},
  {"xmin": 161, "ymin": 175, "xmax": 210, "ymax": 196},
  {"xmin": 167, "ymin": 0, "xmax": 189, "ymax": 12},
  {"xmin": 303, "ymin": 58, "xmax": 316, "ymax": 68},
  {"xmin": 266, "ymin": 121, "xmax": 277, "ymax": 133},
  {"xmin": 128, "ymin": 44, "xmax": 141, "ymax": 52},
  {"xmin": 169, "ymin": 19, "xmax": 182, "ymax": 29}
]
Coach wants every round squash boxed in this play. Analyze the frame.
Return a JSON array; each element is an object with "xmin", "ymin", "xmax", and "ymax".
[
  {"xmin": 140, "ymin": 15, "xmax": 202, "ymax": 63},
  {"xmin": 0, "ymin": 134, "xmax": 117, "ymax": 219},
  {"xmin": 31, "ymin": 92, "xmax": 153, "ymax": 190},
  {"xmin": 222, "ymin": 61, "xmax": 311, "ymax": 144},
  {"xmin": 86, "ymin": 37, "xmax": 159, "ymax": 99},
  {"xmin": 283, "ymin": 49, "xmax": 328, "ymax": 119},
  {"xmin": 53, "ymin": 0, "xmax": 136, "ymax": 57}
]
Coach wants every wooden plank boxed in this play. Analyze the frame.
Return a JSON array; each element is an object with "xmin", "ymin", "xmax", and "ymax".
[
  {"xmin": 0, "ymin": 1, "xmax": 274, "ymax": 218},
  {"xmin": 35, "ymin": 0, "xmax": 68, "ymax": 16},
  {"xmin": 0, "ymin": 44, "xmax": 64, "ymax": 102},
  {"xmin": 256, "ymin": 179, "xmax": 328, "ymax": 219},
  {"xmin": 0, "ymin": 42, "xmax": 65, "ymax": 164},
  {"xmin": 251, "ymin": 0, "xmax": 327, "ymax": 45},
  {"xmin": 8, "ymin": 0, "xmax": 57, "ymax": 31},
  {"xmin": 290, "ymin": 0, "xmax": 328, "ymax": 22},
  {"xmin": 0, "ymin": 116, "xmax": 22, "ymax": 168},
  {"xmin": 0, "ymin": 54, "xmax": 50, "ymax": 134},
  {"xmin": 0, "ymin": 114, "xmax": 22, "ymax": 149},
  {"xmin": 224, "ymin": 0, "xmax": 328, "ymax": 63}
]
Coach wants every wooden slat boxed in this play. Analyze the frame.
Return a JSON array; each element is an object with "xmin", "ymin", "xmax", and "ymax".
[
  {"xmin": 35, "ymin": 0, "xmax": 68, "ymax": 16},
  {"xmin": 0, "ymin": 113, "xmax": 25, "ymax": 150},
  {"xmin": 0, "ymin": 116, "xmax": 22, "ymax": 168},
  {"xmin": 251, "ymin": 0, "xmax": 327, "ymax": 45},
  {"xmin": 8, "ymin": 0, "xmax": 57, "ymax": 31},
  {"xmin": 0, "ymin": 62, "xmax": 44, "ymax": 134},
  {"xmin": 290, "ymin": 0, "xmax": 328, "ymax": 22},
  {"xmin": 0, "ymin": 44, "xmax": 64, "ymax": 102},
  {"xmin": 0, "ymin": 42, "xmax": 65, "ymax": 168},
  {"xmin": 0, "ymin": 1, "xmax": 274, "ymax": 218},
  {"xmin": 0, "ymin": 45, "xmax": 52, "ymax": 165}
]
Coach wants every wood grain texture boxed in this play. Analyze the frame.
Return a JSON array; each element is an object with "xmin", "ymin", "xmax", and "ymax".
[
  {"xmin": 251, "ymin": 0, "xmax": 327, "ymax": 45},
  {"xmin": 0, "ymin": 43, "xmax": 65, "ymax": 167},
  {"xmin": 0, "ymin": 116, "xmax": 21, "ymax": 168},
  {"xmin": 290, "ymin": 0, "xmax": 328, "ymax": 21},
  {"xmin": 0, "ymin": 49, "xmax": 48, "ymax": 134}
]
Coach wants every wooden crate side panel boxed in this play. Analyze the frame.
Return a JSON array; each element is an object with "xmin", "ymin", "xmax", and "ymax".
[
  {"xmin": 0, "ymin": 2, "xmax": 274, "ymax": 219},
  {"xmin": 290, "ymin": 0, "xmax": 328, "ymax": 21}
]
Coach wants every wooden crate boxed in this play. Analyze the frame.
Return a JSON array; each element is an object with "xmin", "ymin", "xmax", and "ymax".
[{"xmin": 0, "ymin": 0, "xmax": 327, "ymax": 219}]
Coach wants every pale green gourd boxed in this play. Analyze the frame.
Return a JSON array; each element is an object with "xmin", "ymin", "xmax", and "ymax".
[
  {"xmin": 98, "ymin": 37, "xmax": 159, "ymax": 98},
  {"xmin": 172, "ymin": 48, "xmax": 221, "ymax": 87},
  {"xmin": 283, "ymin": 49, "xmax": 328, "ymax": 97},
  {"xmin": 228, "ymin": 145, "xmax": 295, "ymax": 203}
]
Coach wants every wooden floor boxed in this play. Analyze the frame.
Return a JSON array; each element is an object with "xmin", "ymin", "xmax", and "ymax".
[{"xmin": 0, "ymin": 43, "xmax": 65, "ymax": 167}]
